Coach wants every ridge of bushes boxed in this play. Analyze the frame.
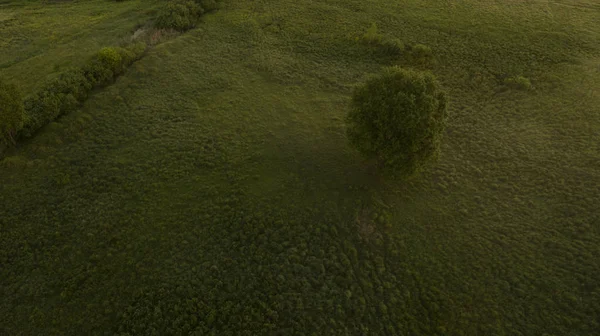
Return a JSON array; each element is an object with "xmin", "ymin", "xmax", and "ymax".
[
  {"xmin": 21, "ymin": 43, "xmax": 147, "ymax": 138},
  {"xmin": 156, "ymin": 0, "xmax": 221, "ymax": 32},
  {"xmin": 0, "ymin": 43, "xmax": 146, "ymax": 149},
  {"xmin": 1, "ymin": 0, "xmax": 223, "ymax": 153}
]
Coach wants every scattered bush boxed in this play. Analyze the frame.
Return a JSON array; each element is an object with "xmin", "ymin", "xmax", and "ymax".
[
  {"xmin": 124, "ymin": 42, "xmax": 147, "ymax": 62},
  {"xmin": 359, "ymin": 24, "xmax": 403, "ymax": 58},
  {"xmin": 197, "ymin": 0, "xmax": 220, "ymax": 12},
  {"xmin": 156, "ymin": 0, "xmax": 204, "ymax": 32},
  {"xmin": 504, "ymin": 75, "xmax": 532, "ymax": 91},
  {"xmin": 378, "ymin": 38, "xmax": 405, "ymax": 57},
  {"xmin": 359, "ymin": 24, "xmax": 433, "ymax": 63},
  {"xmin": 97, "ymin": 47, "xmax": 123, "ymax": 73},
  {"xmin": 346, "ymin": 67, "xmax": 448, "ymax": 177},
  {"xmin": 0, "ymin": 79, "xmax": 25, "ymax": 145},
  {"xmin": 23, "ymin": 90, "xmax": 64, "ymax": 137},
  {"xmin": 361, "ymin": 23, "xmax": 384, "ymax": 45},
  {"xmin": 407, "ymin": 44, "xmax": 434, "ymax": 66}
]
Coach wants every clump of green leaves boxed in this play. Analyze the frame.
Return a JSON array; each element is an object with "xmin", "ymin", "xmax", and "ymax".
[
  {"xmin": 346, "ymin": 67, "xmax": 448, "ymax": 177},
  {"xmin": 156, "ymin": 0, "xmax": 204, "ymax": 32},
  {"xmin": 406, "ymin": 43, "xmax": 434, "ymax": 66},
  {"xmin": 0, "ymin": 79, "xmax": 25, "ymax": 145},
  {"xmin": 97, "ymin": 47, "xmax": 123, "ymax": 73},
  {"xmin": 504, "ymin": 75, "xmax": 532, "ymax": 91}
]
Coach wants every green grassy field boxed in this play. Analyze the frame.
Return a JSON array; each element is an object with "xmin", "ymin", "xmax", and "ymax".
[{"xmin": 1, "ymin": 0, "xmax": 600, "ymax": 335}]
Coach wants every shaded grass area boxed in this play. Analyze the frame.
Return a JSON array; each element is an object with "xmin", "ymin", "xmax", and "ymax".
[
  {"xmin": 0, "ymin": 0, "xmax": 160, "ymax": 94},
  {"xmin": 1, "ymin": 0, "xmax": 600, "ymax": 335}
]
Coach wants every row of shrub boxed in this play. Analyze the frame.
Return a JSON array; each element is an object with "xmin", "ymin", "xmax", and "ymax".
[
  {"xmin": 0, "ymin": 42, "xmax": 146, "ymax": 146},
  {"xmin": 1, "ymin": 0, "xmax": 225, "ymax": 150},
  {"xmin": 156, "ymin": 0, "xmax": 221, "ymax": 32},
  {"xmin": 359, "ymin": 23, "xmax": 434, "ymax": 66}
]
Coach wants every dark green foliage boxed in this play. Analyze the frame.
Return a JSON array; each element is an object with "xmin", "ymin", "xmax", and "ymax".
[
  {"xmin": 156, "ymin": 0, "xmax": 204, "ymax": 31},
  {"xmin": 122, "ymin": 42, "xmax": 147, "ymax": 64},
  {"xmin": 45, "ymin": 68, "xmax": 92, "ymax": 101},
  {"xmin": 197, "ymin": 0, "xmax": 220, "ymax": 12},
  {"xmin": 82, "ymin": 59, "xmax": 115, "ymax": 87},
  {"xmin": 407, "ymin": 44, "xmax": 434, "ymax": 66},
  {"xmin": 346, "ymin": 67, "xmax": 448, "ymax": 177},
  {"xmin": 0, "ymin": 80, "xmax": 25, "ymax": 145},
  {"xmin": 379, "ymin": 38, "xmax": 405, "ymax": 57},
  {"xmin": 97, "ymin": 47, "xmax": 123, "ymax": 73}
]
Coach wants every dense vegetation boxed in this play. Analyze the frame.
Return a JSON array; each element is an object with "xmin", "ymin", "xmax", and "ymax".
[
  {"xmin": 20, "ymin": 43, "xmax": 146, "ymax": 139},
  {"xmin": 1, "ymin": 0, "xmax": 599, "ymax": 335},
  {"xmin": 347, "ymin": 67, "xmax": 448, "ymax": 176}
]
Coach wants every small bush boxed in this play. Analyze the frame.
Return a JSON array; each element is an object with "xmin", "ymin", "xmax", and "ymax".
[
  {"xmin": 156, "ymin": 0, "xmax": 204, "ymax": 32},
  {"xmin": 83, "ymin": 59, "xmax": 114, "ymax": 87},
  {"xmin": 0, "ymin": 80, "xmax": 25, "ymax": 145},
  {"xmin": 504, "ymin": 75, "xmax": 532, "ymax": 91},
  {"xmin": 360, "ymin": 23, "xmax": 383, "ymax": 45},
  {"xmin": 127, "ymin": 42, "xmax": 147, "ymax": 61},
  {"xmin": 22, "ymin": 43, "xmax": 147, "ymax": 138},
  {"xmin": 22, "ymin": 91, "xmax": 61, "ymax": 137},
  {"xmin": 378, "ymin": 38, "xmax": 404, "ymax": 57},
  {"xmin": 407, "ymin": 44, "xmax": 434, "ymax": 66},
  {"xmin": 97, "ymin": 47, "xmax": 123, "ymax": 73},
  {"xmin": 346, "ymin": 67, "xmax": 448, "ymax": 177}
]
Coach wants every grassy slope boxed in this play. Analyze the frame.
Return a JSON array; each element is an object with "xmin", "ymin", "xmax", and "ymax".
[
  {"xmin": 1, "ymin": 0, "xmax": 600, "ymax": 335},
  {"xmin": 0, "ymin": 0, "xmax": 159, "ymax": 95}
]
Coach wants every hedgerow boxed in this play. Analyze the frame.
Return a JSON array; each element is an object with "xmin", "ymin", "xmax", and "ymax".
[
  {"xmin": 20, "ymin": 43, "xmax": 147, "ymax": 139},
  {"xmin": 156, "ymin": 0, "xmax": 222, "ymax": 31},
  {"xmin": 2, "ymin": 0, "xmax": 223, "ymax": 149}
]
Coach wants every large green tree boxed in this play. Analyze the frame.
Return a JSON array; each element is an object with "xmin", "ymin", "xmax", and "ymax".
[{"xmin": 346, "ymin": 67, "xmax": 448, "ymax": 177}]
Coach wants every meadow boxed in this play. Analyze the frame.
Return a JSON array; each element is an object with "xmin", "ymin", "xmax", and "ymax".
[
  {"xmin": 1, "ymin": 0, "xmax": 599, "ymax": 335},
  {"xmin": 0, "ymin": 0, "xmax": 160, "ymax": 94}
]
